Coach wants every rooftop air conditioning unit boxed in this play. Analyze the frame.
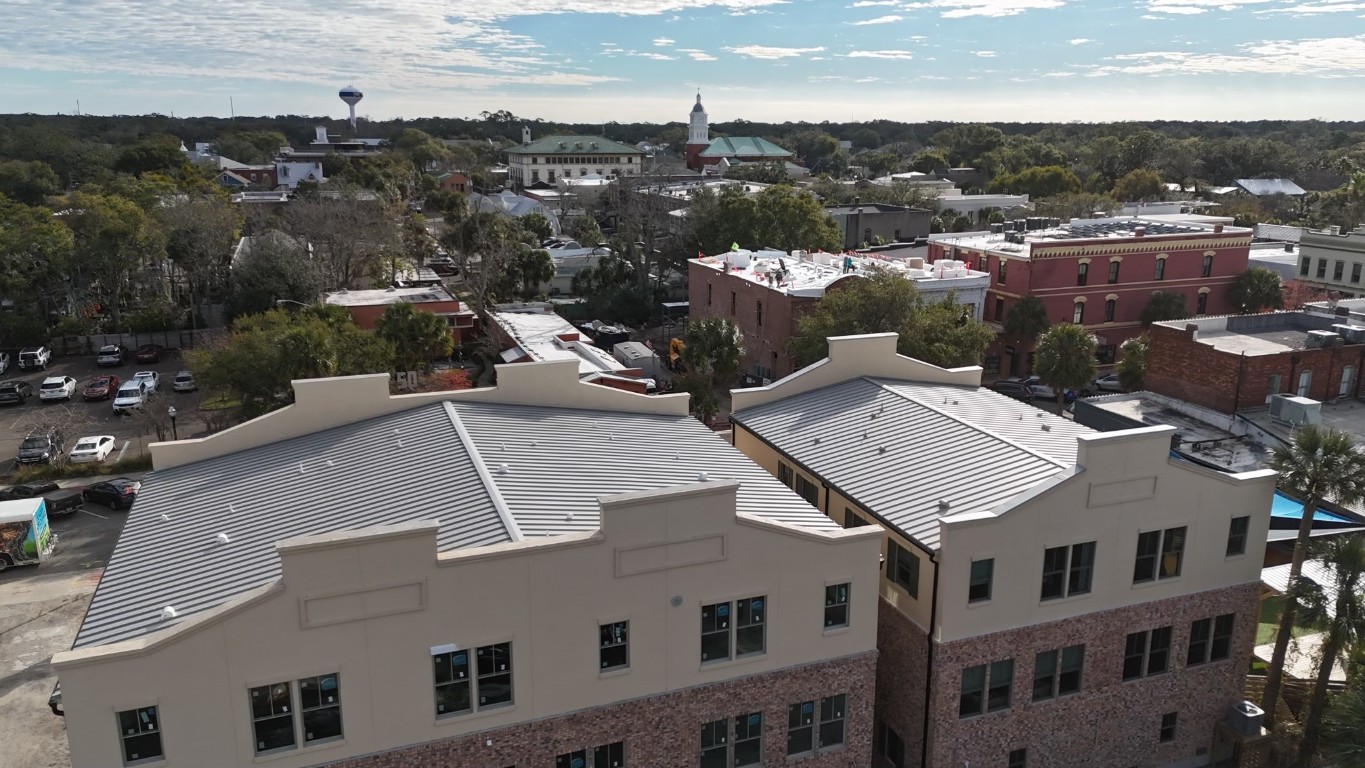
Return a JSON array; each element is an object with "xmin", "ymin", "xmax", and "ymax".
[
  {"xmin": 1227, "ymin": 701, "xmax": 1265, "ymax": 737},
  {"xmin": 1306, "ymin": 330, "xmax": 1340, "ymax": 348},
  {"xmin": 1269, "ymin": 394, "xmax": 1323, "ymax": 426},
  {"xmin": 1332, "ymin": 324, "xmax": 1365, "ymax": 344}
]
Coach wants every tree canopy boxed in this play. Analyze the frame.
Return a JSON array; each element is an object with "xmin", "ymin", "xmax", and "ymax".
[
  {"xmin": 1230, "ymin": 267, "xmax": 1284, "ymax": 314},
  {"xmin": 375, "ymin": 302, "xmax": 455, "ymax": 371},
  {"xmin": 686, "ymin": 186, "xmax": 841, "ymax": 255},
  {"xmin": 1139, "ymin": 291, "xmax": 1190, "ymax": 326},
  {"xmin": 1033, "ymin": 324, "xmax": 1098, "ymax": 401}
]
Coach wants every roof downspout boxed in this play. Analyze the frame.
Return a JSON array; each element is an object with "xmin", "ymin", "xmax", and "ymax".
[{"xmin": 921, "ymin": 551, "xmax": 941, "ymax": 768}]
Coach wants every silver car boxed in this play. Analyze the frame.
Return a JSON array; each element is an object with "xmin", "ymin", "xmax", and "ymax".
[{"xmin": 173, "ymin": 371, "xmax": 196, "ymax": 392}]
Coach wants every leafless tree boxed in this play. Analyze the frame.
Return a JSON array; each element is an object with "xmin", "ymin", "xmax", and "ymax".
[
  {"xmin": 15, "ymin": 405, "xmax": 96, "ymax": 465},
  {"xmin": 281, "ymin": 185, "xmax": 400, "ymax": 289}
]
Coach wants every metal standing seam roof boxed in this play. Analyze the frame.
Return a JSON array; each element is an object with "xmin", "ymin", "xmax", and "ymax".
[
  {"xmin": 732, "ymin": 378, "xmax": 1092, "ymax": 550},
  {"xmin": 1235, "ymin": 179, "xmax": 1307, "ymax": 197},
  {"xmin": 74, "ymin": 400, "xmax": 835, "ymax": 649},
  {"xmin": 698, "ymin": 137, "xmax": 794, "ymax": 159},
  {"xmin": 506, "ymin": 135, "xmax": 643, "ymax": 156}
]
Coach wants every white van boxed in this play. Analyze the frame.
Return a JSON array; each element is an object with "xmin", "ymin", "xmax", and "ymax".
[{"xmin": 111, "ymin": 381, "xmax": 148, "ymax": 414}]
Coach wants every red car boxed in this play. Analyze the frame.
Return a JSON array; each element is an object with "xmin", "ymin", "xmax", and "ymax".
[
  {"xmin": 83, "ymin": 375, "xmax": 121, "ymax": 401},
  {"xmin": 135, "ymin": 344, "xmax": 163, "ymax": 363}
]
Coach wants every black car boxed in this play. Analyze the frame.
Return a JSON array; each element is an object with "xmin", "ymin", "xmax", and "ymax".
[
  {"xmin": 0, "ymin": 481, "xmax": 60, "ymax": 501},
  {"xmin": 16, "ymin": 429, "xmax": 63, "ymax": 465},
  {"xmin": 0, "ymin": 380, "xmax": 34, "ymax": 406},
  {"xmin": 82, "ymin": 477, "xmax": 141, "ymax": 510},
  {"xmin": 989, "ymin": 380, "xmax": 1036, "ymax": 402}
]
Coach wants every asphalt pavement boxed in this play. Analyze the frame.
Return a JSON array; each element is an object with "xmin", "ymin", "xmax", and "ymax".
[{"xmin": 0, "ymin": 349, "xmax": 203, "ymax": 474}]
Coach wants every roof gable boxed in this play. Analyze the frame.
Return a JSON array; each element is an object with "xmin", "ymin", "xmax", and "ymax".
[
  {"xmin": 699, "ymin": 136, "xmax": 794, "ymax": 158},
  {"xmin": 507, "ymin": 135, "xmax": 644, "ymax": 155}
]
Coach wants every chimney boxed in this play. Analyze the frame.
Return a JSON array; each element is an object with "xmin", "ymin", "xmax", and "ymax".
[
  {"xmin": 1134, "ymin": 226, "xmax": 1146, "ymax": 237},
  {"xmin": 1284, "ymin": 242, "xmax": 1294, "ymax": 253},
  {"xmin": 1213, "ymin": 224, "xmax": 1224, "ymax": 233}
]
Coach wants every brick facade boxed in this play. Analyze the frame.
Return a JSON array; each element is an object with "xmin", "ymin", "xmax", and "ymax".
[
  {"xmin": 322, "ymin": 652, "xmax": 877, "ymax": 768},
  {"xmin": 1146, "ymin": 321, "xmax": 1365, "ymax": 414},
  {"xmin": 875, "ymin": 600, "xmax": 930, "ymax": 768},
  {"xmin": 926, "ymin": 582, "xmax": 1260, "ymax": 768},
  {"xmin": 688, "ymin": 260, "xmax": 817, "ymax": 380}
]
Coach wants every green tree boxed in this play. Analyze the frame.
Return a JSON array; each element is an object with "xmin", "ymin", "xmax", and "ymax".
[
  {"xmin": 1032, "ymin": 193, "xmax": 1117, "ymax": 221},
  {"xmin": 281, "ymin": 184, "xmax": 399, "ymax": 288},
  {"xmin": 901, "ymin": 296, "xmax": 995, "ymax": 369},
  {"xmin": 686, "ymin": 186, "xmax": 840, "ymax": 255},
  {"xmin": 566, "ymin": 216, "xmax": 604, "ymax": 246},
  {"xmin": 850, "ymin": 128, "xmax": 881, "ymax": 150},
  {"xmin": 1325, "ymin": 686, "xmax": 1365, "ymax": 766},
  {"xmin": 1231, "ymin": 267, "xmax": 1284, "ymax": 314},
  {"xmin": 0, "ymin": 160, "xmax": 61, "ymax": 205},
  {"xmin": 155, "ymin": 195, "xmax": 241, "ymax": 326},
  {"xmin": 209, "ymin": 131, "xmax": 289, "ymax": 165},
  {"xmin": 1285, "ymin": 535, "xmax": 1365, "ymax": 766},
  {"xmin": 519, "ymin": 212, "xmax": 554, "ymax": 241},
  {"xmin": 1115, "ymin": 335, "xmax": 1148, "ymax": 392},
  {"xmin": 113, "ymin": 134, "xmax": 185, "ymax": 177},
  {"xmin": 908, "ymin": 149, "xmax": 949, "ymax": 173},
  {"xmin": 0, "ymin": 195, "xmax": 74, "ymax": 319},
  {"xmin": 1262, "ymin": 427, "xmax": 1365, "ymax": 728},
  {"xmin": 1034, "ymin": 324, "xmax": 1098, "ymax": 403},
  {"xmin": 1139, "ymin": 291, "xmax": 1189, "ymax": 326},
  {"xmin": 1110, "ymin": 169, "xmax": 1165, "ymax": 201},
  {"xmin": 787, "ymin": 129, "xmax": 838, "ymax": 165},
  {"xmin": 375, "ymin": 302, "xmax": 454, "ymax": 371},
  {"xmin": 930, "ymin": 124, "xmax": 1006, "ymax": 167},
  {"xmin": 60, "ymin": 191, "xmax": 165, "ymax": 330},
  {"xmin": 501, "ymin": 246, "xmax": 555, "ymax": 301},
  {"xmin": 989, "ymin": 166, "xmax": 1082, "ymax": 198},
  {"xmin": 724, "ymin": 162, "xmax": 791, "ymax": 185},
  {"xmin": 1002, "ymin": 296, "xmax": 1051, "ymax": 342},
  {"xmin": 224, "ymin": 231, "xmax": 322, "ymax": 320},
  {"xmin": 682, "ymin": 316, "xmax": 744, "ymax": 391}
]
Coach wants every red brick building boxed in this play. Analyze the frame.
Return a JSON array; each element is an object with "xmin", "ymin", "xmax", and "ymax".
[
  {"xmin": 324, "ymin": 286, "xmax": 477, "ymax": 345},
  {"xmin": 1146, "ymin": 311, "xmax": 1365, "ymax": 414},
  {"xmin": 929, "ymin": 218, "xmax": 1253, "ymax": 376}
]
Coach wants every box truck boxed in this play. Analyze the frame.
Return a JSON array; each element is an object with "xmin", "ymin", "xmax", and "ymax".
[{"xmin": 0, "ymin": 497, "xmax": 54, "ymax": 572}]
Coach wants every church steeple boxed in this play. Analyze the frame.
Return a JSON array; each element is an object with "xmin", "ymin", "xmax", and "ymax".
[{"xmin": 688, "ymin": 91, "xmax": 709, "ymax": 146}]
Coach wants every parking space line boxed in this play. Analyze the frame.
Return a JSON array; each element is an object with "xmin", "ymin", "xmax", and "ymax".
[
  {"xmin": 80, "ymin": 508, "xmax": 108, "ymax": 520},
  {"xmin": 115, "ymin": 440, "xmax": 129, "ymax": 462}
]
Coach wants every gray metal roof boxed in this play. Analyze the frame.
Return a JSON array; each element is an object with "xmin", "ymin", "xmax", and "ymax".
[
  {"xmin": 732, "ymin": 378, "xmax": 1090, "ymax": 550},
  {"xmin": 1253, "ymin": 223, "xmax": 1304, "ymax": 244},
  {"xmin": 75, "ymin": 400, "xmax": 833, "ymax": 649},
  {"xmin": 1235, "ymin": 178, "xmax": 1307, "ymax": 197}
]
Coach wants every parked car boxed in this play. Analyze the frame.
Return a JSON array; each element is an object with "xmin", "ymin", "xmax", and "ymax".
[
  {"xmin": 0, "ymin": 352, "xmax": 9, "ymax": 375},
  {"xmin": 17, "ymin": 346, "xmax": 51, "ymax": 370},
  {"xmin": 135, "ymin": 344, "xmax": 163, "ymax": 363},
  {"xmin": 1008, "ymin": 375, "xmax": 1057, "ymax": 400},
  {"xmin": 0, "ymin": 481, "xmax": 60, "ymax": 501},
  {"xmin": 83, "ymin": 375, "xmax": 121, "ymax": 401},
  {"xmin": 112, "ymin": 381, "xmax": 148, "ymax": 414},
  {"xmin": 989, "ymin": 380, "xmax": 1036, "ymax": 402},
  {"xmin": 0, "ymin": 380, "xmax": 33, "ymax": 406},
  {"xmin": 82, "ymin": 477, "xmax": 141, "ymax": 510},
  {"xmin": 43, "ymin": 488, "xmax": 84, "ymax": 517},
  {"xmin": 1093, "ymin": 374, "xmax": 1124, "ymax": 393},
  {"xmin": 16, "ymin": 428, "xmax": 63, "ymax": 465},
  {"xmin": 132, "ymin": 370, "xmax": 160, "ymax": 394},
  {"xmin": 38, "ymin": 376, "xmax": 78, "ymax": 402},
  {"xmin": 96, "ymin": 344, "xmax": 126, "ymax": 366},
  {"xmin": 69, "ymin": 435, "xmax": 117, "ymax": 464},
  {"xmin": 172, "ymin": 371, "xmax": 196, "ymax": 392}
]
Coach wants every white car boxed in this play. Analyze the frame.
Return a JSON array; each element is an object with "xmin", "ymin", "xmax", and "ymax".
[
  {"xmin": 38, "ymin": 376, "xmax": 77, "ymax": 401},
  {"xmin": 69, "ymin": 435, "xmax": 117, "ymax": 463},
  {"xmin": 1093, "ymin": 374, "xmax": 1124, "ymax": 393},
  {"xmin": 132, "ymin": 371, "xmax": 160, "ymax": 394},
  {"xmin": 112, "ymin": 382, "xmax": 148, "ymax": 414},
  {"xmin": 172, "ymin": 371, "xmax": 196, "ymax": 392}
]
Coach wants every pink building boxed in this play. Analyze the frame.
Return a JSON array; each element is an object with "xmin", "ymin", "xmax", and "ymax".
[{"xmin": 928, "ymin": 218, "xmax": 1252, "ymax": 377}]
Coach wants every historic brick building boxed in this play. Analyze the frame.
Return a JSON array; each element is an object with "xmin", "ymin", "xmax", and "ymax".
[
  {"xmin": 1146, "ymin": 311, "xmax": 1365, "ymax": 414},
  {"xmin": 928, "ymin": 218, "xmax": 1253, "ymax": 376}
]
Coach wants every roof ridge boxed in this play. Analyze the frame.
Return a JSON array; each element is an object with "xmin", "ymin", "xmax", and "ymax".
[
  {"xmin": 442, "ymin": 401, "xmax": 523, "ymax": 542},
  {"xmin": 867, "ymin": 377, "xmax": 1072, "ymax": 470}
]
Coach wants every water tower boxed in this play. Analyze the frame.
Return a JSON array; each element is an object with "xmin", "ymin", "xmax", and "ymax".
[{"xmin": 338, "ymin": 85, "xmax": 363, "ymax": 130}]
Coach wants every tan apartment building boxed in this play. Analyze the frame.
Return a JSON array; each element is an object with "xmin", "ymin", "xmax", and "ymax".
[
  {"xmin": 1295, "ymin": 225, "xmax": 1365, "ymax": 295},
  {"xmin": 52, "ymin": 362, "xmax": 882, "ymax": 768},
  {"xmin": 728, "ymin": 333, "xmax": 1277, "ymax": 768}
]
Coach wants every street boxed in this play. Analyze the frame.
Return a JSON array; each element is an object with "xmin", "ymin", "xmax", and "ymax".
[{"xmin": 0, "ymin": 350, "xmax": 203, "ymax": 473}]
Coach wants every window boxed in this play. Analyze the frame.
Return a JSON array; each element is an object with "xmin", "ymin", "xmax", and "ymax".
[
  {"xmin": 1104, "ymin": 299, "xmax": 1116, "ymax": 323},
  {"xmin": 1159, "ymin": 712, "xmax": 1178, "ymax": 743},
  {"xmin": 701, "ymin": 719, "xmax": 728, "ymax": 768},
  {"xmin": 1188, "ymin": 613, "xmax": 1235, "ymax": 666},
  {"xmin": 730, "ymin": 291, "xmax": 736, "ymax": 315},
  {"xmin": 1009, "ymin": 749, "xmax": 1028, "ymax": 768},
  {"xmin": 1133, "ymin": 527, "xmax": 1186, "ymax": 583},
  {"xmin": 701, "ymin": 714, "xmax": 763, "ymax": 767},
  {"xmin": 1123, "ymin": 627, "xmax": 1173, "ymax": 680},
  {"xmin": 1072, "ymin": 301, "xmax": 1084, "ymax": 324},
  {"xmin": 298, "ymin": 674, "xmax": 342, "ymax": 744},
  {"xmin": 1108, "ymin": 261, "xmax": 1120, "ymax": 283},
  {"xmin": 888, "ymin": 541, "xmax": 920, "ymax": 598},
  {"xmin": 600, "ymin": 621, "xmax": 629, "ymax": 671},
  {"xmin": 117, "ymin": 706, "xmax": 163, "ymax": 765},
  {"xmin": 1226, "ymin": 516, "xmax": 1249, "ymax": 556},
  {"xmin": 844, "ymin": 508, "xmax": 870, "ymax": 528},
  {"xmin": 994, "ymin": 298, "xmax": 1004, "ymax": 321},
  {"xmin": 1033, "ymin": 645, "xmax": 1084, "ymax": 701},
  {"xmin": 1342, "ymin": 365, "xmax": 1356, "ymax": 397},
  {"xmin": 1267, "ymin": 373, "xmax": 1282, "ymax": 404},
  {"xmin": 1336, "ymin": 261, "xmax": 1346, "ymax": 281},
  {"xmin": 777, "ymin": 462, "xmax": 793, "ymax": 488},
  {"xmin": 875, "ymin": 722, "xmax": 905, "ymax": 768},
  {"xmin": 1202, "ymin": 255, "xmax": 1214, "ymax": 278},
  {"xmin": 756, "ymin": 300, "xmax": 763, "ymax": 327},
  {"xmin": 433, "ymin": 649, "xmax": 471, "ymax": 716},
  {"xmin": 1300, "ymin": 257, "xmax": 1311, "ymax": 277},
  {"xmin": 1077, "ymin": 262, "xmax": 1089, "ymax": 286},
  {"xmin": 1298, "ymin": 370, "xmax": 1312, "ymax": 397},
  {"xmin": 794, "ymin": 474, "xmax": 819, "ymax": 507},
  {"xmin": 557, "ymin": 742, "xmax": 624, "ymax": 768},
  {"xmin": 431, "ymin": 643, "xmax": 511, "ymax": 715},
  {"xmin": 531, "ymin": 170, "xmax": 540, "ymax": 183},
  {"xmin": 1318, "ymin": 259, "xmax": 1328, "ymax": 279},
  {"xmin": 250, "ymin": 682, "xmax": 297, "ymax": 754},
  {"xmin": 998, "ymin": 259, "xmax": 1007, "ymax": 284},
  {"xmin": 707, "ymin": 283, "xmax": 713, "ymax": 306},
  {"xmin": 1353, "ymin": 263, "xmax": 1362, "ymax": 284},
  {"xmin": 787, "ymin": 695, "xmax": 845, "ymax": 755},
  {"xmin": 1040, "ymin": 542, "xmax": 1095, "ymax": 600},
  {"xmin": 1196, "ymin": 292, "xmax": 1208, "ymax": 315},
  {"xmin": 701, "ymin": 597, "xmax": 765, "ymax": 662},
  {"xmin": 825, "ymin": 583, "xmax": 850, "ymax": 628},
  {"xmin": 959, "ymin": 659, "xmax": 1014, "ymax": 718},
  {"xmin": 969, "ymin": 559, "xmax": 993, "ymax": 603},
  {"xmin": 1156, "ymin": 258, "xmax": 1167, "ymax": 280},
  {"xmin": 735, "ymin": 712, "xmax": 762, "ymax": 766},
  {"xmin": 477, "ymin": 643, "xmax": 513, "ymax": 708}
]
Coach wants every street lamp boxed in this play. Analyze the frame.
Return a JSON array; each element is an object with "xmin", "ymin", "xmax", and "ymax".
[{"xmin": 167, "ymin": 405, "xmax": 178, "ymax": 441}]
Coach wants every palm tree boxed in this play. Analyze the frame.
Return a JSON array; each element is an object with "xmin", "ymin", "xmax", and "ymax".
[
  {"xmin": 1262, "ymin": 427, "xmax": 1365, "ymax": 727},
  {"xmin": 1033, "ymin": 324, "xmax": 1097, "ymax": 404},
  {"xmin": 682, "ymin": 316, "xmax": 744, "ymax": 390},
  {"xmin": 1284, "ymin": 535, "xmax": 1365, "ymax": 766},
  {"xmin": 1325, "ymin": 685, "xmax": 1365, "ymax": 766}
]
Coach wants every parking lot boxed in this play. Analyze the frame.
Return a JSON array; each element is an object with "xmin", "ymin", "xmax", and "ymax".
[
  {"xmin": 0, "ymin": 349, "xmax": 203, "ymax": 474},
  {"xmin": 0, "ymin": 477, "xmax": 137, "ymax": 768}
]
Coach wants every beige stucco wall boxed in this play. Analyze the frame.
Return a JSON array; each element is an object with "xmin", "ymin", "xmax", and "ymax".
[
  {"xmin": 152, "ymin": 360, "xmax": 689, "ymax": 470},
  {"xmin": 933, "ymin": 426, "xmax": 1276, "ymax": 643},
  {"xmin": 54, "ymin": 482, "xmax": 881, "ymax": 768}
]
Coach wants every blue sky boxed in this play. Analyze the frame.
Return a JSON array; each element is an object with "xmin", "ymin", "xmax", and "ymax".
[{"xmin": 3, "ymin": 0, "xmax": 1364, "ymax": 124}]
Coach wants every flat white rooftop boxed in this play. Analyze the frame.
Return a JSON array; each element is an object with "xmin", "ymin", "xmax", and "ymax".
[
  {"xmin": 692, "ymin": 249, "xmax": 988, "ymax": 298},
  {"xmin": 491, "ymin": 310, "xmax": 626, "ymax": 377},
  {"xmin": 933, "ymin": 216, "xmax": 1250, "ymax": 260},
  {"xmin": 324, "ymin": 286, "xmax": 457, "ymax": 307}
]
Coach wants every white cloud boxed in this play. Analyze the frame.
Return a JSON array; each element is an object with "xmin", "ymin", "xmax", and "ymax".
[
  {"xmin": 850, "ymin": 0, "xmax": 899, "ymax": 4},
  {"xmin": 848, "ymin": 14, "xmax": 904, "ymax": 23},
  {"xmin": 1090, "ymin": 32, "xmax": 1365, "ymax": 76},
  {"xmin": 1069, "ymin": 37, "xmax": 1091, "ymax": 44},
  {"xmin": 630, "ymin": 51, "xmax": 677, "ymax": 60},
  {"xmin": 976, "ymin": 50, "xmax": 997, "ymax": 56},
  {"xmin": 652, "ymin": 37, "xmax": 675, "ymax": 45},
  {"xmin": 677, "ymin": 48, "xmax": 719, "ymax": 60},
  {"xmin": 899, "ymin": 0, "xmax": 1065, "ymax": 18},
  {"xmin": 844, "ymin": 49, "xmax": 915, "ymax": 58},
  {"xmin": 1144, "ymin": 0, "xmax": 1275, "ymax": 11},
  {"xmin": 725, "ymin": 44, "xmax": 826, "ymax": 58},
  {"xmin": 1255, "ymin": 1, "xmax": 1365, "ymax": 12}
]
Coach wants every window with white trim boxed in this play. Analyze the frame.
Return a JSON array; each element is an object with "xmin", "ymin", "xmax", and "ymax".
[
  {"xmin": 1226, "ymin": 516, "xmax": 1249, "ymax": 557},
  {"xmin": 1133, "ymin": 527, "xmax": 1185, "ymax": 583},
  {"xmin": 701, "ymin": 713, "xmax": 762, "ymax": 767},
  {"xmin": 1187, "ymin": 613, "xmax": 1235, "ymax": 666},
  {"xmin": 1041, "ymin": 542, "xmax": 1094, "ymax": 600},
  {"xmin": 701, "ymin": 597, "xmax": 766, "ymax": 662},
  {"xmin": 888, "ymin": 541, "xmax": 920, "ymax": 598},
  {"xmin": 117, "ymin": 706, "xmax": 163, "ymax": 765},
  {"xmin": 787, "ymin": 695, "xmax": 845, "ymax": 756},
  {"xmin": 557, "ymin": 742, "xmax": 624, "ymax": 768},
  {"xmin": 969, "ymin": 558, "xmax": 993, "ymax": 603},
  {"xmin": 600, "ymin": 621, "xmax": 629, "ymax": 671},
  {"xmin": 959, "ymin": 659, "xmax": 1013, "ymax": 717},
  {"xmin": 824, "ymin": 583, "xmax": 850, "ymax": 628},
  {"xmin": 1123, "ymin": 627, "xmax": 1172, "ymax": 680},
  {"xmin": 1033, "ymin": 645, "xmax": 1084, "ymax": 701},
  {"xmin": 433, "ymin": 642, "xmax": 512, "ymax": 717}
]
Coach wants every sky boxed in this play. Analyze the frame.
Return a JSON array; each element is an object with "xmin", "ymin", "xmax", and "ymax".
[{"xmin": 3, "ymin": 0, "xmax": 1365, "ymax": 124}]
